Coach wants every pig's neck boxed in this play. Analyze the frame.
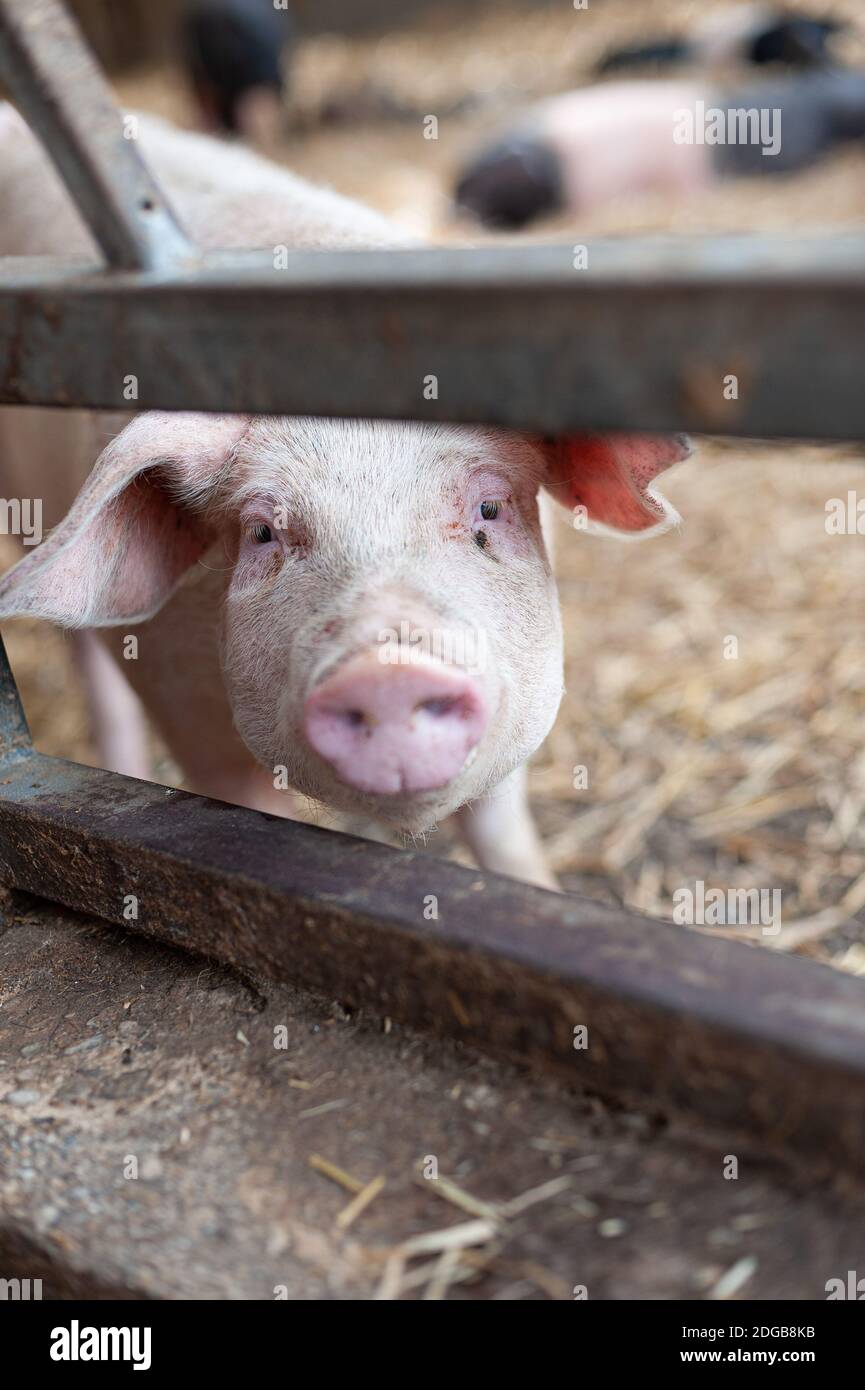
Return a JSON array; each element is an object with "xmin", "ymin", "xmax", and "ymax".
[{"xmin": 99, "ymin": 550, "xmax": 249, "ymax": 796}]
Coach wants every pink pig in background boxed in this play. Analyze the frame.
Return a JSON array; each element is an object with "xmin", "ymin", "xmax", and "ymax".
[{"xmin": 0, "ymin": 105, "xmax": 691, "ymax": 888}]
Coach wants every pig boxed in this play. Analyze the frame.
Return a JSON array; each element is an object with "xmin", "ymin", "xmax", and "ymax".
[
  {"xmin": 0, "ymin": 104, "xmax": 692, "ymax": 888},
  {"xmin": 181, "ymin": 0, "xmax": 292, "ymax": 144},
  {"xmin": 455, "ymin": 70, "xmax": 865, "ymax": 229},
  {"xmin": 596, "ymin": 5, "xmax": 844, "ymax": 76}
]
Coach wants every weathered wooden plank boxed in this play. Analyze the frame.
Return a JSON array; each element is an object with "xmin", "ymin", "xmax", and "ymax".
[{"xmin": 2, "ymin": 739, "xmax": 865, "ymax": 1170}]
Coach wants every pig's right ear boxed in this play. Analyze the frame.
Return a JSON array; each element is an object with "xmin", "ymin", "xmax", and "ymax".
[
  {"xmin": 0, "ymin": 413, "xmax": 250, "ymax": 628},
  {"xmin": 539, "ymin": 432, "xmax": 692, "ymax": 537}
]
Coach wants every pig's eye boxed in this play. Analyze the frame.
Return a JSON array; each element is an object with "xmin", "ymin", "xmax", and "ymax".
[
  {"xmin": 479, "ymin": 500, "xmax": 500, "ymax": 521},
  {"xmin": 251, "ymin": 523, "xmax": 273, "ymax": 544}
]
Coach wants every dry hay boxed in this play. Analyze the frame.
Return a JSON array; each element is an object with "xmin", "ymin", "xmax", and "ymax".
[
  {"xmin": 286, "ymin": 0, "xmax": 865, "ymax": 136},
  {"xmin": 533, "ymin": 439, "xmax": 865, "ymax": 969}
]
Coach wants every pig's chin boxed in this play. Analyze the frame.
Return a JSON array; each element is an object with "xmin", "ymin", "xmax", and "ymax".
[
  {"xmin": 283, "ymin": 750, "xmax": 489, "ymax": 834},
  {"xmin": 306, "ymin": 767, "xmax": 479, "ymax": 834}
]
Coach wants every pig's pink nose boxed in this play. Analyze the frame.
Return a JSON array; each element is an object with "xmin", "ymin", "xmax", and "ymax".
[{"xmin": 304, "ymin": 653, "xmax": 487, "ymax": 795}]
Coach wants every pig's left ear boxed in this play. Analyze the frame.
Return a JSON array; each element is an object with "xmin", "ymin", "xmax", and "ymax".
[
  {"xmin": 539, "ymin": 432, "xmax": 692, "ymax": 537},
  {"xmin": 0, "ymin": 412, "xmax": 250, "ymax": 628}
]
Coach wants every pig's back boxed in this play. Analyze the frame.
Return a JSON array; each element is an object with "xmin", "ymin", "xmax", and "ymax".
[
  {"xmin": 537, "ymin": 82, "xmax": 715, "ymax": 210},
  {"xmin": 0, "ymin": 102, "xmax": 401, "ymax": 258}
]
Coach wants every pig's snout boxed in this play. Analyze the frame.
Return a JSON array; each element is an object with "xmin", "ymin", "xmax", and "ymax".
[
  {"xmin": 455, "ymin": 134, "xmax": 564, "ymax": 229},
  {"xmin": 304, "ymin": 652, "xmax": 487, "ymax": 796}
]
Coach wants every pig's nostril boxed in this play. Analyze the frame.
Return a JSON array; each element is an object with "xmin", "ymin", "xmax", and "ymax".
[
  {"xmin": 417, "ymin": 696, "xmax": 462, "ymax": 719},
  {"xmin": 343, "ymin": 709, "xmax": 366, "ymax": 728}
]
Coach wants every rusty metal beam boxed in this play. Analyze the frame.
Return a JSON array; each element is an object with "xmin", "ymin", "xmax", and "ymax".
[
  {"xmin": 1, "ymin": 237, "xmax": 864, "ymax": 437},
  {"xmin": 2, "ymin": 694, "xmax": 865, "ymax": 1172},
  {"xmin": 0, "ymin": 0, "xmax": 195, "ymax": 271},
  {"xmin": 0, "ymin": 630, "xmax": 30, "ymax": 758}
]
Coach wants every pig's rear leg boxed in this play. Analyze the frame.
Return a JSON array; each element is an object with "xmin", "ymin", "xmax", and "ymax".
[
  {"xmin": 70, "ymin": 630, "xmax": 153, "ymax": 781},
  {"xmin": 454, "ymin": 764, "xmax": 559, "ymax": 891}
]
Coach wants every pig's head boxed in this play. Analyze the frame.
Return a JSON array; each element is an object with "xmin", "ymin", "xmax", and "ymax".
[{"xmin": 0, "ymin": 414, "xmax": 689, "ymax": 832}]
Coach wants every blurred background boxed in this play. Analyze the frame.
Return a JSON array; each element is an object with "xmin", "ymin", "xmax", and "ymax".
[{"xmin": 3, "ymin": 0, "xmax": 865, "ymax": 972}]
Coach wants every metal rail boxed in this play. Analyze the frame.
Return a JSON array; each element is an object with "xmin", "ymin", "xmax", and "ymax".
[
  {"xmin": 0, "ymin": 628, "xmax": 30, "ymax": 758},
  {"xmin": 1, "ymin": 0, "xmax": 865, "ymax": 1175},
  {"xmin": 2, "ymin": 239, "xmax": 864, "ymax": 436}
]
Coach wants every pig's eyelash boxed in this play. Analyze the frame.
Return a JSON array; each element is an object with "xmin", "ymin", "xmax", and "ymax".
[
  {"xmin": 472, "ymin": 499, "xmax": 503, "ymax": 524},
  {"xmin": 241, "ymin": 510, "xmax": 279, "ymax": 543},
  {"xmin": 243, "ymin": 513, "xmax": 310, "ymax": 555}
]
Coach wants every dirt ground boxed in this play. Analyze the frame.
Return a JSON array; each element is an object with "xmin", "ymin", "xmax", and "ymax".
[
  {"xmin": 4, "ymin": 0, "xmax": 865, "ymax": 972},
  {"xmin": 4, "ymin": 891, "xmax": 865, "ymax": 1301}
]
